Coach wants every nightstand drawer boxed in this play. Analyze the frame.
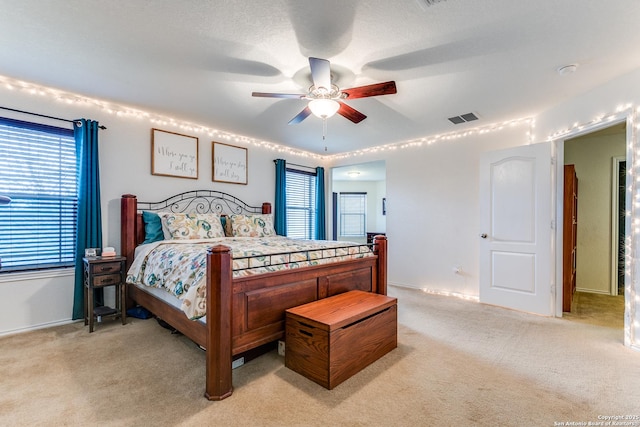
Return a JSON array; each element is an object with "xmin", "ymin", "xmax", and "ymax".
[
  {"xmin": 91, "ymin": 262, "xmax": 121, "ymax": 274},
  {"xmin": 92, "ymin": 273, "xmax": 121, "ymax": 287}
]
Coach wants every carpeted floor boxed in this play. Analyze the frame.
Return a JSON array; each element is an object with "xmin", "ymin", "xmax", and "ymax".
[
  {"xmin": 1, "ymin": 286, "xmax": 639, "ymax": 427},
  {"xmin": 563, "ymin": 291, "xmax": 625, "ymax": 328}
]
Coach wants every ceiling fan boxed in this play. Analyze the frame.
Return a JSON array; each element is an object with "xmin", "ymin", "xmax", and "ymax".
[{"xmin": 252, "ymin": 57, "xmax": 397, "ymax": 125}]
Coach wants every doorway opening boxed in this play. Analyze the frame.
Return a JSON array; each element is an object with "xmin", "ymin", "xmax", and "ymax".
[
  {"xmin": 330, "ymin": 161, "xmax": 386, "ymax": 244},
  {"xmin": 561, "ymin": 121, "xmax": 627, "ymax": 328}
]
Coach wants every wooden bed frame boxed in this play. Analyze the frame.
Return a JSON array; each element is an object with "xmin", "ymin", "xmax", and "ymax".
[{"xmin": 120, "ymin": 190, "xmax": 388, "ymax": 400}]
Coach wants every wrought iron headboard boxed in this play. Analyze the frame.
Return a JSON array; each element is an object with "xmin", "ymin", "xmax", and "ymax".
[
  {"xmin": 120, "ymin": 191, "xmax": 271, "ymax": 269},
  {"xmin": 137, "ymin": 190, "xmax": 266, "ymax": 216}
]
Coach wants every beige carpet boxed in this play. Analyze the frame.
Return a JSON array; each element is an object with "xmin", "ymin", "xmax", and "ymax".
[
  {"xmin": 563, "ymin": 291, "xmax": 625, "ymax": 328},
  {"xmin": 1, "ymin": 286, "xmax": 639, "ymax": 427}
]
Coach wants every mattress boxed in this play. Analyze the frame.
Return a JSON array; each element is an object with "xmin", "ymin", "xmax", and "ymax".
[{"xmin": 127, "ymin": 236, "xmax": 372, "ymax": 320}]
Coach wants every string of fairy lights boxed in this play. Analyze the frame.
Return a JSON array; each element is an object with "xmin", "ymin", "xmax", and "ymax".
[
  {"xmin": 1, "ymin": 74, "xmax": 639, "ymax": 346},
  {"xmin": 0, "ymin": 74, "xmax": 538, "ymax": 160},
  {"xmin": 625, "ymin": 107, "xmax": 639, "ymax": 348},
  {"xmin": 0, "ymin": 75, "xmax": 325, "ymax": 160},
  {"xmin": 328, "ymin": 117, "xmax": 534, "ymax": 160}
]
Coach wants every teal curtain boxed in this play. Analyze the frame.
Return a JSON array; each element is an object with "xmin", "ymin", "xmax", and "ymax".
[
  {"xmin": 315, "ymin": 166, "xmax": 326, "ymax": 240},
  {"xmin": 72, "ymin": 119, "xmax": 103, "ymax": 320},
  {"xmin": 274, "ymin": 159, "xmax": 287, "ymax": 235}
]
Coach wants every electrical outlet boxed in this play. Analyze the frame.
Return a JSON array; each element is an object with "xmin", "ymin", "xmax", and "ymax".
[
  {"xmin": 278, "ymin": 340, "xmax": 285, "ymax": 356},
  {"xmin": 232, "ymin": 357, "xmax": 245, "ymax": 369}
]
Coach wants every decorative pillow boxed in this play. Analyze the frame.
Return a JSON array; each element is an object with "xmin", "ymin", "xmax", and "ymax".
[
  {"xmin": 220, "ymin": 215, "xmax": 234, "ymax": 237},
  {"xmin": 158, "ymin": 212, "xmax": 225, "ymax": 239},
  {"xmin": 142, "ymin": 211, "xmax": 165, "ymax": 244},
  {"xmin": 229, "ymin": 214, "xmax": 276, "ymax": 237}
]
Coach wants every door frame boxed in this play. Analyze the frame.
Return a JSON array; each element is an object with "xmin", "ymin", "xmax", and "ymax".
[{"xmin": 553, "ymin": 110, "xmax": 635, "ymax": 347}]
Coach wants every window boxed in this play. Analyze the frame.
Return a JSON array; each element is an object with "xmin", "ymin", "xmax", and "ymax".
[
  {"xmin": 0, "ymin": 117, "xmax": 77, "ymax": 272},
  {"xmin": 286, "ymin": 168, "xmax": 316, "ymax": 239},
  {"xmin": 339, "ymin": 192, "xmax": 366, "ymax": 237}
]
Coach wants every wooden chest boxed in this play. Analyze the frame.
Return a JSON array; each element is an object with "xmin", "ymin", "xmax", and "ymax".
[{"xmin": 285, "ymin": 290, "xmax": 397, "ymax": 389}]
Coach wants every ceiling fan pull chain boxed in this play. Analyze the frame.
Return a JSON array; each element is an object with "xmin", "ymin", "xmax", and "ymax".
[{"xmin": 322, "ymin": 118, "xmax": 327, "ymax": 140}]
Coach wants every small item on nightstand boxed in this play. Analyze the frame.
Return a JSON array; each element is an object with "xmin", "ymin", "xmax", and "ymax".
[
  {"xmin": 84, "ymin": 248, "xmax": 97, "ymax": 257},
  {"xmin": 101, "ymin": 246, "xmax": 116, "ymax": 257}
]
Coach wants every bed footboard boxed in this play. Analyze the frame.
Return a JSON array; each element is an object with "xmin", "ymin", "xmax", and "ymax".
[{"xmin": 202, "ymin": 241, "xmax": 386, "ymax": 400}]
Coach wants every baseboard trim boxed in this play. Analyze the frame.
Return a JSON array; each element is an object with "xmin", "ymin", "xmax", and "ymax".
[
  {"xmin": 0, "ymin": 318, "xmax": 77, "ymax": 337},
  {"xmin": 388, "ymin": 282, "xmax": 422, "ymax": 291},
  {"xmin": 389, "ymin": 282, "xmax": 479, "ymax": 301},
  {"xmin": 575, "ymin": 288, "xmax": 613, "ymax": 295}
]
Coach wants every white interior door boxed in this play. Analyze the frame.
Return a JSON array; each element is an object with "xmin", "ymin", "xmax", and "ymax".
[{"xmin": 479, "ymin": 142, "xmax": 553, "ymax": 316}]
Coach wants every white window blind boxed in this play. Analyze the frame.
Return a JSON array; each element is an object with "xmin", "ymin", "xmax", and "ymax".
[
  {"xmin": 339, "ymin": 192, "xmax": 366, "ymax": 237},
  {"xmin": 286, "ymin": 168, "xmax": 316, "ymax": 239},
  {"xmin": 0, "ymin": 117, "xmax": 77, "ymax": 272}
]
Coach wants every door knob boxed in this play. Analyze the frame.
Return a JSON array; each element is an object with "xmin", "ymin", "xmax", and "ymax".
[{"xmin": 480, "ymin": 233, "xmax": 487, "ymax": 239}]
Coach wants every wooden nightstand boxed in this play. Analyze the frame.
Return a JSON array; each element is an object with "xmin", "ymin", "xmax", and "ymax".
[{"xmin": 83, "ymin": 255, "xmax": 127, "ymax": 332}]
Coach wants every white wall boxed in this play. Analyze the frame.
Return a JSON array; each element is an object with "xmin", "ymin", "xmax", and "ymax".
[
  {"xmin": 0, "ymin": 84, "xmax": 325, "ymax": 335},
  {"xmin": 0, "ymin": 269, "xmax": 74, "ymax": 334},
  {"xmin": 534, "ymin": 69, "xmax": 640, "ymax": 142},
  {"xmin": 328, "ymin": 124, "xmax": 531, "ymax": 297}
]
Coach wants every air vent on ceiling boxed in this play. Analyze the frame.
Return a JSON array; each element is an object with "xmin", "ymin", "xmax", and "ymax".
[{"xmin": 448, "ymin": 112, "xmax": 479, "ymax": 125}]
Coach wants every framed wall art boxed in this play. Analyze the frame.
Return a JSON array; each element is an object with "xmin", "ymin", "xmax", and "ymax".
[
  {"xmin": 151, "ymin": 128, "xmax": 198, "ymax": 179},
  {"xmin": 212, "ymin": 141, "xmax": 248, "ymax": 185}
]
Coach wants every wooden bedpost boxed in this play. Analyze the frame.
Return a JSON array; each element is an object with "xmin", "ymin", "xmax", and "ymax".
[
  {"xmin": 121, "ymin": 194, "xmax": 138, "ymax": 271},
  {"xmin": 373, "ymin": 235, "xmax": 388, "ymax": 295},
  {"xmin": 262, "ymin": 202, "xmax": 272, "ymax": 214},
  {"xmin": 204, "ymin": 245, "xmax": 234, "ymax": 401}
]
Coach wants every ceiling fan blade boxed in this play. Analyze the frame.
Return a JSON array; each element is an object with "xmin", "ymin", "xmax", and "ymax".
[
  {"xmin": 341, "ymin": 81, "xmax": 397, "ymax": 99},
  {"xmin": 288, "ymin": 106, "xmax": 312, "ymax": 125},
  {"xmin": 309, "ymin": 57, "xmax": 332, "ymax": 90},
  {"xmin": 252, "ymin": 92, "xmax": 305, "ymax": 99},
  {"xmin": 337, "ymin": 102, "xmax": 366, "ymax": 124}
]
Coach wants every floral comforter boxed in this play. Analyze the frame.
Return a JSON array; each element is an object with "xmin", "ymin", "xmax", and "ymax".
[{"xmin": 126, "ymin": 237, "xmax": 372, "ymax": 319}]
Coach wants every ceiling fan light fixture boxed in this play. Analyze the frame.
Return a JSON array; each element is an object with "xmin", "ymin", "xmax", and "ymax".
[{"xmin": 308, "ymin": 99, "xmax": 340, "ymax": 119}]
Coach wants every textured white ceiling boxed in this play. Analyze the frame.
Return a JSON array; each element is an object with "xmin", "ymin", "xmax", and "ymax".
[{"xmin": 1, "ymin": 0, "xmax": 640, "ymax": 155}]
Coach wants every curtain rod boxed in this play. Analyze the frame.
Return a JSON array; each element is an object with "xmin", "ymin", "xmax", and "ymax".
[
  {"xmin": 273, "ymin": 159, "xmax": 316, "ymax": 170},
  {"xmin": 0, "ymin": 106, "xmax": 107, "ymax": 129}
]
